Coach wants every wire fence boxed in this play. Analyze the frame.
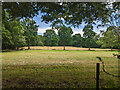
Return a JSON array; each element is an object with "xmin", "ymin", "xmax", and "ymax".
[
  {"xmin": 96, "ymin": 56, "xmax": 120, "ymax": 88},
  {"xmin": 96, "ymin": 56, "xmax": 120, "ymax": 78}
]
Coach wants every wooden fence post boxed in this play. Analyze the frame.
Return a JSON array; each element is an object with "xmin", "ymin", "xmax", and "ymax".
[{"xmin": 96, "ymin": 63, "xmax": 100, "ymax": 90}]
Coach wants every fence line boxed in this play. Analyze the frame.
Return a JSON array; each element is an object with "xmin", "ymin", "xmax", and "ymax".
[{"xmin": 96, "ymin": 57, "xmax": 120, "ymax": 78}]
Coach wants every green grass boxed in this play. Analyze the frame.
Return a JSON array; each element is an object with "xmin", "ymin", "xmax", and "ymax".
[{"xmin": 2, "ymin": 50, "xmax": 119, "ymax": 88}]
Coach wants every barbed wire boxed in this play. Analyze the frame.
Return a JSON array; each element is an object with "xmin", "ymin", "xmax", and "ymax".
[{"xmin": 96, "ymin": 57, "xmax": 120, "ymax": 78}]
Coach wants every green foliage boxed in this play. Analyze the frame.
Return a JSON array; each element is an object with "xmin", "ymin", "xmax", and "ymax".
[
  {"xmin": 2, "ymin": 2, "xmax": 120, "ymax": 49},
  {"xmin": 36, "ymin": 35, "xmax": 44, "ymax": 46},
  {"xmin": 3, "ymin": 2, "xmax": 113, "ymax": 29},
  {"xmin": 8, "ymin": 20, "xmax": 25, "ymax": 49},
  {"xmin": 2, "ymin": 11, "xmax": 39, "ymax": 50},
  {"xmin": 43, "ymin": 29, "xmax": 59, "ymax": 46},
  {"xmin": 72, "ymin": 34, "xmax": 83, "ymax": 47},
  {"xmin": 97, "ymin": 2, "xmax": 120, "ymax": 36},
  {"xmin": 2, "ymin": 11, "xmax": 25, "ymax": 50},
  {"xmin": 2, "ymin": 24, "xmax": 13, "ymax": 49},
  {"xmin": 2, "ymin": 2, "xmax": 39, "ymax": 18},
  {"xmin": 83, "ymin": 24, "xmax": 95, "ymax": 38},
  {"xmin": 83, "ymin": 24, "xmax": 96, "ymax": 50},
  {"xmin": 21, "ymin": 18, "xmax": 39, "ymax": 49},
  {"xmin": 40, "ymin": 2, "xmax": 110, "ymax": 28},
  {"xmin": 97, "ymin": 26, "xmax": 119, "ymax": 49},
  {"xmin": 58, "ymin": 26, "xmax": 73, "ymax": 50}
]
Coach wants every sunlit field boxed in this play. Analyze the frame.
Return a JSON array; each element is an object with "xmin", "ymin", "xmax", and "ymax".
[
  {"xmin": 2, "ymin": 47, "xmax": 119, "ymax": 88},
  {"xmin": 23, "ymin": 46, "xmax": 117, "ymax": 51}
]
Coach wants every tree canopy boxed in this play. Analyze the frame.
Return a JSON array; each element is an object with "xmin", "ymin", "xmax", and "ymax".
[
  {"xmin": 58, "ymin": 25, "xmax": 73, "ymax": 50},
  {"xmin": 2, "ymin": 12, "xmax": 25, "ymax": 50},
  {"xmin": 21, "ymin": 18, "xmax": 39, "ymax": 49},
  {"xmin": 83, "ymin": 24, "xmax": 96, "ymax": 50},
  {"xmin": 3, "ymin": 2, "xmax": 119, "ymax": 29},
  {"xmin": 43, "ymin": 29, "xmax": 59, "ymax": 46},
  {"xmin": 97, "ymin": 26, "xmax": 119, "ymax": 50},
  {"xmin": 72, "ymin": 34, "xmax": 82, "ymax": 47}
]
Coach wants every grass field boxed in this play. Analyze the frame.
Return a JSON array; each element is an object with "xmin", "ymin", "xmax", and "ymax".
[{"xmin": 2, "ymin": 47, "xmax": 120, "ymax": 88}]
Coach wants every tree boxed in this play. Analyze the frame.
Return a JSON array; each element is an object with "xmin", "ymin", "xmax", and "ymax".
[
  {"xmin": 58, "ymin": 26, "xmax": 73, "ymax": 50},
  {"xmin": 2, "ymin": 12, "xmax": 25, "ymax": 50},
  {"xmin": 9, "ymin": 20, "xmax": 25, "ymax": 50},
  {"xmin": 21, "ymin": 18, "xmax": 39, "ymax": 49},
  {"xmin": 2, "ymin": 24, "xmax": 13, "ymax": 49},
  {"xmin": 83, "ymin": 24, "xmax": 96, "ymax": 50},
  {"xmin": 72, "ymin": 34, "xmax": 82, "ymax": 47},
  {"xmin": 93, "ymin": 34, "xmax": 101, "ymax": 48},
  {"xmin": 2, "ymin": 2, "xmax": 39, "ymax": 18},
  {"xmin": 2, "ymin": 22, "xmax": 25, "ymax": 50},
  {"xmin": 36, "ymin": 35, "xmax": 44, "ymax": 46},
  {"xmin": 97, "ymin": 2, "xmax": 120, "ymax": 36},
  {"xmin": 43, "ymin": 29, "xmax": 59, "ymax": 46},
  {"xmin": 97, "ymin": 26, "xmax": 119, "ymax": 50}
]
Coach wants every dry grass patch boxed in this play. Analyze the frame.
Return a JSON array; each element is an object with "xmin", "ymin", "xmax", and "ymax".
[{"xmin": 23, "ymin": 46, "xmax": 117, "ymax": 51}]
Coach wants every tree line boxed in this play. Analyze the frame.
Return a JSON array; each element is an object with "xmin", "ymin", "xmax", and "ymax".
[
  {"xmin": 2, "ymin": 2, "xmax": 120, "ymax": 50},
  {"xmin": 2, "ymin": 11, "xmax": 119, "ymax": 50},
  {"xmin": 2, "ymin": 11, "xmax": 38, "ymax": 50},
  {"xmin": 38, "ymin": 25, "xmax": 119, "ymax": 50}
]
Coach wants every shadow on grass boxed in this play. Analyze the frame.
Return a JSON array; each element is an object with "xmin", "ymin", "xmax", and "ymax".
[
  {"xmin": 2, "ymin": 49, "xmax": 28, "ymax": 52},
  {"xmin": 2, "ymin": 49, "xmax": 12, "ymax": 52}
]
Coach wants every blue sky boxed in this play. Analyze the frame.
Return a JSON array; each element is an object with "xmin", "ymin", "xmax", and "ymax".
[{"xmin": 33, "ymin": 12, "xmax": 107, "ymax": 36}]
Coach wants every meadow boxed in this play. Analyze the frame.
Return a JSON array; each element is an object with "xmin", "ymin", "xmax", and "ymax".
[{"xmin": 2, "ymin": 47, "xmax": 120, "ymax": 88}]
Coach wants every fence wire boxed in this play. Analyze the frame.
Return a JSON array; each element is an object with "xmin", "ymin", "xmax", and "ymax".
[{"xmin": 96, "ymin": 57, "xmax": 120, "ymax": 78}]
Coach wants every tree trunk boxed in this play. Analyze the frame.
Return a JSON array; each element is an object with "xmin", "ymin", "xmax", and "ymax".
[
  {"xmin": 27, "ymin": 40, "xmax": 30, "ymax": 50},
  {"xmin": 28, "ymin": 44, "xmax": 30, "ymax": 50},
  {"xmin": 88, "ymin": 47, "xmax": 90, "ymax": 51},
  {"xmin": 17, "ymin": 47, "xmax": 19, "ymax": 50},
  {"xmin": 63, "ymin": 45, "xmax": 65, "ymax": 50},
  {"xmin": 111, "ymin": 48, "xmax": 112, "ymax": 51}
]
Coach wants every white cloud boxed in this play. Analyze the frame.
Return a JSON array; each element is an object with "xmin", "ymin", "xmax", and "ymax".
[
  {"xmin": 37, "ymin": 27, "xmax": 58, "ymax": 34},
  {"xmin": 93, "ymin": 26, "xmax": 107, "ymax": 35},
  {"xmin": 72, "ymin": 28, "xmax": 84, "ymax": 36},
  {"xmin": 37, "ymin": 27, "xmax": 52, "ymax": 34},
  {"xmin": 72, "ymin": 30, "xmax": 84, "ymax": 36}
]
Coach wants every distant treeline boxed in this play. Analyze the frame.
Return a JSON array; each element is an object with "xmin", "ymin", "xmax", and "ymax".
[
  {"xmin": 2, "ymin": 12, "xmax": 119, "ymax": 50},
  {"xmin": 37, "ymin": 25, "xmax": 119, "ymax": 51}
]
